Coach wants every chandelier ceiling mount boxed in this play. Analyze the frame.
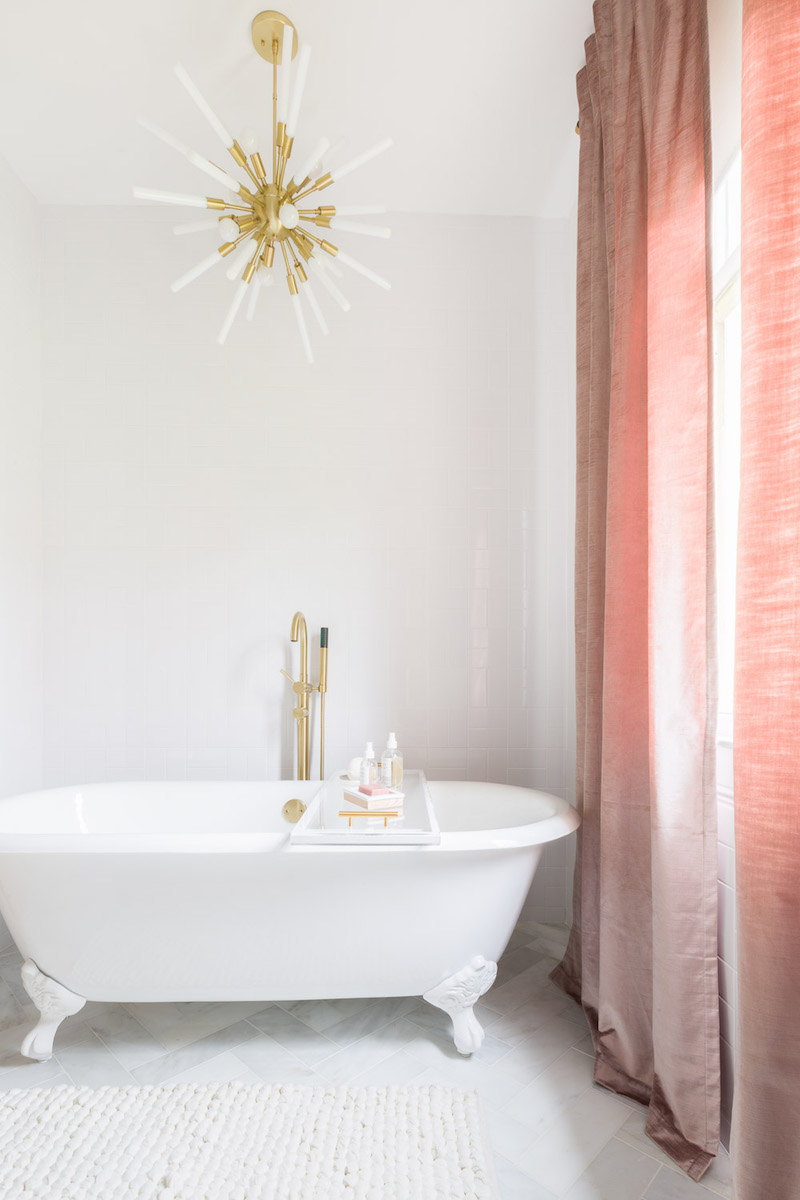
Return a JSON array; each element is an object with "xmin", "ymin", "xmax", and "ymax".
[{"xmin": 133, "ymin": 9, "xmax": 392, "ymax": 360}]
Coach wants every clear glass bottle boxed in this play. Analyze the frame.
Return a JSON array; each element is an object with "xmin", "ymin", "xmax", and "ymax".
[
  {"xmin": 382, "ymin": 732, "xmax": 403, "ymax": 789},
  {"xmin": 360, "ymin": 742, "xmax": 377, "ymax": 786}
]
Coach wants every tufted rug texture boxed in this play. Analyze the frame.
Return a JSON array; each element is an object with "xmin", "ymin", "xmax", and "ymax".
[{"xmin": 0, "ymin": 1082, "xmax": 499, "ymax": 1199}]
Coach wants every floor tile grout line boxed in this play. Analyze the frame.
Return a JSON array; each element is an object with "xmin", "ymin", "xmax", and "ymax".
[
  {"xmin": 93, "ymin": 1004, "xmax": 172, "ymax": 1066},
  {"xmin": 59, "ymin": 1023, "xmax": 137, "ymax": 1082},
  {"xmin": 237, "ymin": 1020, "xmax": 324, "ymax": 1076}
]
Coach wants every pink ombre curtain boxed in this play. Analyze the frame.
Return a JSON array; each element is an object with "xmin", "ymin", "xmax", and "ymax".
[
  {"xmin": 732, "ymin": 2, "xmax": 800, "ymax": 1197},
  {"xmin": 551, "ymin": 0, "xmax": 720, "ymax": 1180}
]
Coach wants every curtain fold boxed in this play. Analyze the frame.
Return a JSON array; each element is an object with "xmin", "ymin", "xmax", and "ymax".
[
  {"xmin": 732, "ymin": 3, "xmax": 800, "ymax": 1198},
  {"xmin": 551, "ymin": 0, "xmax": 719, "ymax": 1180}
]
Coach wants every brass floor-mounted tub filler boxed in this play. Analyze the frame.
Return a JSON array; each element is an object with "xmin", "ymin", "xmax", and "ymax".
[
  {"xmin": 281, "ymin": 612, "xmax": 328, "ymax": 781},
  {"xmin": 133, "ymin": 11, "xmax": 392, "ymax": 359}
]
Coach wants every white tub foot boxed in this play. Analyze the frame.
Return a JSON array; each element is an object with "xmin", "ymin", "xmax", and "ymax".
[
  {"xmin": 423, "ymin": 956, "xmax": 498, "ymax": 1056},
  {"xmin": 20, "ymin": 960, "xmax": 86, "ymax": 1061}
]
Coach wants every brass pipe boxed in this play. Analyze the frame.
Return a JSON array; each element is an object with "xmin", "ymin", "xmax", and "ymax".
[
  {"xmin": 292, "ymin": 173, "xmax": 334, "ymax": 204},
  {"xmin": 272, "ymin": 39, "xmax": 279, "ymax": 183},
  {"xmin": 290, "ymin": 611, "xmax": 309, "ymax": 780},
  {"xmin": 228, "ymin": 140, "xmax": 261, "ymax": 188}
]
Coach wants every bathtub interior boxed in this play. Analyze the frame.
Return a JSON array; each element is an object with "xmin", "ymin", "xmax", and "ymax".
[
  {"xmin": 0, "ymin": 780, "xmax": 320, "ymax": 837},
  {"xmin": 428, "ymin": 781, "xmax": 568, "ymax": 831}
]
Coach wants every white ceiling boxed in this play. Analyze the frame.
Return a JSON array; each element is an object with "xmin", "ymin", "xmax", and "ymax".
[{"xmin": 0, "ymin": 0, "xmax": 595, "ymax": 217}]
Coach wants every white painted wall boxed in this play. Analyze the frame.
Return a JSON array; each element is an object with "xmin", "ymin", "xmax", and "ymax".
[
  {"xmin": 0, "ymin": 155, "xmax": 44, "ymax": 950},
  {"xmin": 39, "ymin": 206, "xmax": 577, "ymax": 922}
]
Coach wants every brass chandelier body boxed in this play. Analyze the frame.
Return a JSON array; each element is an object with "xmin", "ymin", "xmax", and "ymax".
[{"xmin": 134, "ymin": 10, "xmax": 392, "ymax": 359}]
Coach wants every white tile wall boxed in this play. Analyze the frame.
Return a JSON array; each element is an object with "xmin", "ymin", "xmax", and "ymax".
[
  {"xmin": 39, "ymin": 206, "xmax": 578, "ymax": 922},
  {"xmin": 0, "ymin": 156, "xmax": 44, "ymax": 950}
]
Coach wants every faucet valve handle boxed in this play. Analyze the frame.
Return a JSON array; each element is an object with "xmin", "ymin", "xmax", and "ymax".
[{"xmin": 281, "ymin": 669, "xmax": 315, "ymax": 697}]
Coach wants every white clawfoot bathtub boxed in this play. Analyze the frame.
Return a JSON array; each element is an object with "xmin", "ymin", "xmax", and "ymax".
[{"xmin": 0, "ymin": 779, "xmax": 579, "ymax": 1060}]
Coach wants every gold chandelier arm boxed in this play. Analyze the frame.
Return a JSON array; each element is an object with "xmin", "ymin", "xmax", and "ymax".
[
  {"xmin": 242, "ymin": 232, "xmax": 269, "ymax": 283},
  {"xmin": 228, "ymin": 140, "xmax": 261, "ymax": 189},
  {"xmin": 283, "ymin": 177, "xmax": 309, "ymax": 200},
  {"xmin": 289, "ymin": 231, "xmax": 313, "ymax": 262},
  {"xmin": 279, "ymin": 238, "xmax": 298, "ymax": 294},
  {"xmin": 206, "ymin": 198, "xmax": 253, "ymax": 212},
  {"xmin": 297, "ymin": 226, "xmax": 338, "ymax": 256},
  {"xmin": 292, "ymin": 173, "xmax": 334, "ymax": 205},
  {"xmin": 278, "ymin": 138, "xmax": 294, "ymax": 191}
]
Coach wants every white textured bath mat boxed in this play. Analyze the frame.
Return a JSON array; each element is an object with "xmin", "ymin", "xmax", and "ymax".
[{"xmin": 0, "ymin": 1082, "xmax": 499, "ymax": 1199}]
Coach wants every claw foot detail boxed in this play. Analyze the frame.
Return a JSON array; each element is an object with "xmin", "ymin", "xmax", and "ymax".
[
  {"xmin": 423, "ymin": 955, "xmax": 497, "ymax": 1056},
  {"xmin": 20, "ymin": 960, "xmax": 86, "ymax": 1061}
]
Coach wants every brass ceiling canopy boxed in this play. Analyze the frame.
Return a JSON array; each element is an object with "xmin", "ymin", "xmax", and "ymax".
[
  {"xmin": 251, "ymin": 11, "xmax": 297, "ymax": 62},
  {"xmin": 133, "ymin": 11, "xmax": 392, "ymax": 361}
]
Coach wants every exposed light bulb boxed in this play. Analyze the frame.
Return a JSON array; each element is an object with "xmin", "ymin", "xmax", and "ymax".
[
  {"xmin": 279, "ymin": 203, "xmax": 300, "ymax": 230},
  {"xmin": 218, "ymin": 217, "xmax": 239, "ymax": 240},
  {"xmin": 240, "ymin": 128, "xmax": 259, "ymax": 155}
]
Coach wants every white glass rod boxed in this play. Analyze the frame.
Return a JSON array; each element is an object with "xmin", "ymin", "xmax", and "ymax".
[
  {"xmin": 302, "ymin": 280, "xmax": 329, "ymax": 335},
  {"xmin": 291, "ymin": 291, "xmax": 314, "ymax": 363},
  {"xmin": 309, "ymin": 258, "xmax": 351, "ymax": 311},
  {"xmin": 174, "ymin": 63, "xmax": 233, "ymax": 149},
  {"xmin": 334, "ymin": 205, "xmax": 387, "ymax": 216},
  {"xmin": 137, "ymin": 115, "xmax": 190, "ymax": 156},
  {"xmin": 293, "ymin": 137, "xmax": 330, "ymax": 187},
  {"xmin": 133, "ymin": 187, "xmax": 208, "ymax": 208},
  {"xmin": 185, "ymin": 152, "xmax": 242, "ymax": 194},
  {"xmin": 225, "ymin": 239, "xmax": 256, "ymax": 280},
  {"xmin": 246, "ymin": 272, "xmax": 263, "ymax": 321},
  {"xmin": 171, "ymin": 249, "xmax": 223, "ymax": 293},
  {"xmin": 173, "ymin": 218, "xmax": 221, "ymax": 235},
  {"xmin": 137, "ymin": 116, "xmax": 241, "ymax": 193},
  {"xmin": 335, "ymin": 249, "xmax": 391, "ymax": 290},
  {"xmin": 331, "ymin": 138, "xmax": 393, "ymax": 182},
  {"xmin": 286, "ymin": 44, "xmax": 311, "ymax": 135},
  {"xmin": 217, "ymin": 280, "xmax": 249, "ymax": 345},
  {"xmin": 277, "ymin": 27, "xmax": 294, "ymax": 126},
  {"xmin": 329, "ymin": 218, "xmax": 391, "ymax": 239}
]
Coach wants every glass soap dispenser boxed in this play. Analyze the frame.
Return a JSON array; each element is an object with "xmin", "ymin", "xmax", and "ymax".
[
  {"xmin": 381, "ymin": 732, "xmax": 403, "ymax": 789},
  {"xmin": 360, "ymin": 742, "xmax": 377, "ymax": 786}
]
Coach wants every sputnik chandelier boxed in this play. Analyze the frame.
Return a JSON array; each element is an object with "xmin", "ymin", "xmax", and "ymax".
[{"xmin": 133, "ymin": 10, "xmax": 392, "ymax": 361}]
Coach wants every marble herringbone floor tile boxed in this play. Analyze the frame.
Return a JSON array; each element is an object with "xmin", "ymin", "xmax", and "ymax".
[
  {"xmin": 52, "ymin": 1023, "xmax": 136, "ymax": 1087},
  {"xmin": 273, "ymin": 995, "xmax": 372, "ymax": 1032},
  {"xmin": 78, "ymin": 1003, "xmax": 167, "ymax": 1071},
  {"xmin": 130, "ymin": 1019, "xmax": 259, "ymax": 1085},
  {"xmin": 314, "ymin": 1016, "xmax": 421, "ymax": 1086},
  {"xmin": 0, "ymin": 921, "xmax": 731, "ymax": 1200},
  {"xmin": 561, "ymin": 1136, "xmax": 662, "ymax": 1199},
  {"xmin": 247, "ymin": 1004, "xmax": 339, "ymax": 1066},
  {"xmin": 124, "ymin": 999, "xmax": 271, "ymax": 1051},
  {"xmin": 320, "ymin": 995, "xmax": 420, "ymax": 1047}
]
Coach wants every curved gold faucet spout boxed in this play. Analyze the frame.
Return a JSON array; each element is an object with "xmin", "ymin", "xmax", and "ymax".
[{"xmin": 290, "ymin": 611, "xmax": 308, "ymax": 686}]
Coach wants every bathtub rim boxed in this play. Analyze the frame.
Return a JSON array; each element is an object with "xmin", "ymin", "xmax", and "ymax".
[{"xmin": 0, "ymin": 778, "xmax": 580, "ymax": 854}]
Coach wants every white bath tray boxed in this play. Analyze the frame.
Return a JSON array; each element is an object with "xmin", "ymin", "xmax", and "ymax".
[{"xmin": 291, "ymin": 770, "xmax": 440, "ymax": 846}]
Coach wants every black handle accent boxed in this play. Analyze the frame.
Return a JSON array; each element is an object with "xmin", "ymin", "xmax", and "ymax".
[{"xmin": 320, "ymin": 627, "xmax": 328, "ymax": 648}]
